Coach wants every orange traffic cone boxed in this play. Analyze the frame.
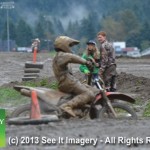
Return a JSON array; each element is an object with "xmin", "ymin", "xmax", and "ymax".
[
  {"xmin": 33, "ymin": 47, "xmax": 37, "ymax": 63},
  {"xmin": 30, "ymin": 90, "xmax": 41, "ymax": 119}
]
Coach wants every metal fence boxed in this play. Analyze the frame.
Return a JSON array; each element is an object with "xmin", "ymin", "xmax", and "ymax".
[{"xmin": 0, "ymin": 39, "xmax": 16, "ymax": 51}]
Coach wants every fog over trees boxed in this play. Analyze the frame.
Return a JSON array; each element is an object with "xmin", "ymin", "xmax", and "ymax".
[{"xmin": 0, "ymin": 0, "xmax": 149, "ymax": 51}]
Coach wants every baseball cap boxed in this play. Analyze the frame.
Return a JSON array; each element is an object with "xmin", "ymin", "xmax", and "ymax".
[{"xmin": 86, "ymin": 40, "xmax": 96, "ymax": 45}]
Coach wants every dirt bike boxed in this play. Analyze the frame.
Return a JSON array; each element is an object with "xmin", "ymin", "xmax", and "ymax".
[{"xmin": 8, "ymin": 74, "xmax": 137, "ymax": 125}]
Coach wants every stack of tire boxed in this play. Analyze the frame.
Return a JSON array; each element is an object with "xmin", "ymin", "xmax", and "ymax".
[{"xmin": 22, "ymin": 61, "xmax": 44, "ymax": 81}]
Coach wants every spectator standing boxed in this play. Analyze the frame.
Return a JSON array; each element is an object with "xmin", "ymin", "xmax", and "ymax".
[
  {"xmin": 97, "ymin": 31, "xmax": 117, "ymax": 91},
  {"xmin": 31, "ymin": 38, "xmax": 40, "ymax": 53}
]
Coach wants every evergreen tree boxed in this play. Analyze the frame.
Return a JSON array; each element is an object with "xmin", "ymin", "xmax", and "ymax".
[
  {"xmin": 16, "ymin": 19, "xmax": 33, "ymax": 46},
  {"xmin": 53, "ymin": 18, "xmax": 64, "ymax": 35},
  {"xmin": 66, "ymin": 20, "xmax": 80, "ymax": 39},
  {"xmin": 1, "ymin": 20, "xmax": 16, "ymax": 40},
  {"xmin": 0, "ymin": 0, "xmax": 149, "ymax": 51},
  {"xmin": 1, "ymin": 21, "xmax": 7, "ymax": 40},
  {"xmin": 126, "ymin": 21, "xmax": 150, "ymax": 50},
  {"xmin": 34, "ymin": 15, "xmax": 46, "ymax": 39},
  {"xmin": 80, "ymin": 18, "xmax": 89, "ymax": 39},
  {"xmin": 46, "ymin": 20, "xmax": 55, "ymax": 38},
  {"xmin": 101, "ymin": 16, "xmax": 124, "ymax": 41},
  {"xmin": 126, "ymin": 33, "xmax": 141, "ymax": 49},
  {"xmin": 9, "ymin": 21, "xmax": 17, "ymax": 40},
  {"xmin": 139, "ymin": 21, "xmax": 150, "ymax": 50},
  {"xmin": 119, "ymin": 10, "xmax": 140, "ymax": 36},
  {"xmin": 140, "ymin": 21, "xmax": 150, "ymax": 41}
]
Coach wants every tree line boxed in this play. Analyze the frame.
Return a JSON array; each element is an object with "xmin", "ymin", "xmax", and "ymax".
[{"xmin": 0, "ymin": 0, "xmax": 149, "ymax": 51}]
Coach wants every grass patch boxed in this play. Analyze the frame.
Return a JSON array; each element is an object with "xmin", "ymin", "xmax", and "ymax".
[
  {"xmin": 0, "ymin": 79, "xmax": 58, "ymax": 106},
  {"xmin": 143, "ymin": 101, "xmax": 150, "ymax": 117},
  {"xmin": 0, "ymin": 87, "xmax": 22, "ymax": 103},
  {"xmin": 0, "ymin": 87, "xmax": 30, "ymax": 117},
  {"xmin": 134, "ymin": 97, "xmax": 143, "ymax": 105},
  {"xmin": 0, "ymin": 87, "xmax": 29, "ymax": 106},
  {"xmin": 0, "ymin": 79, "xmax": 58, "ymax": 116},
  {"xmin": 49, "ymin": 81, "xmax": 58, "ymax": 89},
  {"xmin": 22, "ymin": 78, "xmax": 58, "ymax": 89}
]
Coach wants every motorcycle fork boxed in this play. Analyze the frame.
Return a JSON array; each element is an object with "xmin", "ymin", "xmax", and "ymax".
[{"xmin": 101, "ymin": 91, "xmax": 117, "ymax": 118}]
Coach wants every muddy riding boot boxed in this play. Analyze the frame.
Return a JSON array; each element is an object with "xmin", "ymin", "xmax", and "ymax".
[
  {"xmin": 60, "ymin": 91, "xmax": 95, "ymax": 117},
  {"xmin": 60, "ymin": 103, "xmax": 76, "ymax": 117}
]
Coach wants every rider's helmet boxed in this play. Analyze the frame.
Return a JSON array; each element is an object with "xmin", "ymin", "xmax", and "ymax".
[
  {"xmin": 54, "ymin": 36, "xmax": 80, "ymax": 53},
  {"xmin": 86, "ymin": 40, "xmax": 96, "ymax": 46}
]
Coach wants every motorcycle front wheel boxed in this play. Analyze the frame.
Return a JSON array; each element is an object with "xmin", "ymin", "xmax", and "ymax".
[{"xmin": 98, "ymin": 102, "xmax": 137, "ymax": 120}]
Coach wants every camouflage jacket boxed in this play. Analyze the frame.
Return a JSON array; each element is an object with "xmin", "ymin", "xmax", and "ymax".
[{"xmin": 99, "ymin": 40, "xmax": 116, "ymax": 69}]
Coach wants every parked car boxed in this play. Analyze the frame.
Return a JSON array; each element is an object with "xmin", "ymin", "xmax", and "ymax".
[
  {"xmin": 17, "ymin": 47, "xmax": 32, "ymax": 53},
  {"xmin": 127, "ymin": 51, "xmax": 141, "ymax": 58}
]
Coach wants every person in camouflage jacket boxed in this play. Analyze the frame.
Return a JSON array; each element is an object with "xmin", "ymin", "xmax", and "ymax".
[{"xmin": 97, "ymin": 31, "xmax": 117, "ymax": 91}]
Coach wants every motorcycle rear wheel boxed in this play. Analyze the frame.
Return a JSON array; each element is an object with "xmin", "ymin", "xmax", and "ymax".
[
  {"xmin": 8, "ymin": 104, "xmax": 60, "ymax": 125},
  {"xmin": 98, "ymin": 102, "xmax": 137, "ymax": 120},
  {"xmin": 11, "ymin": 103, "xmax": 31, "ymax": 118},
  {"xmin": 11, "ymin": 103, "xmax": 60, "ymax": 118}
]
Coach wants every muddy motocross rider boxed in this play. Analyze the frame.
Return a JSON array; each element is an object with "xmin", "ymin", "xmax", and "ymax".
[{"xmin": 52, "ymin": 36, "xmax": 99, "ymax": 117}]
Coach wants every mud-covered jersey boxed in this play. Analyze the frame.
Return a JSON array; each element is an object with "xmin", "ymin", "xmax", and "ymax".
[
  {"xmin": 99, "ymin": 40, "xmax": 116, "ymax": 69},
  {"xmin": 52, "ymin": 51, "xmax": 86, "ymax": 84}
]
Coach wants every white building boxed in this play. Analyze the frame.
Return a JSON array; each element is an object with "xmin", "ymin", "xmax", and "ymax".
[{"xmin": 113, "ymin": 42, "xmax": 126, "ymax": 56}]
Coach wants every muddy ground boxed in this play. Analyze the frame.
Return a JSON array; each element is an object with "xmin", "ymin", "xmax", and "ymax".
[{"xmin": 0, "ymin": 52, "xmax": 150, "ymax": 150}]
